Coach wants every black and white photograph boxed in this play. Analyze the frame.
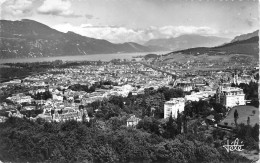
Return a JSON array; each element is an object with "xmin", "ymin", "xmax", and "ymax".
[{"xmin": 0, "ymin": 0, "xmax": 259, "ymax": 162}]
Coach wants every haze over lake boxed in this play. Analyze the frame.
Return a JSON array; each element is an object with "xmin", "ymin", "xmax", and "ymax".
[{"xmin": 0, "ymin": 52, "xmax": 169, "ymax": 64}]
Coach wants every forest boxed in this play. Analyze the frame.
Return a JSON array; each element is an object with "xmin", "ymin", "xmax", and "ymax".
[
  {"xmin": 0, "ymin": 87, "xmax": 258, "ymax": 162},
  {"xmin": 0, "ymin": 116, "xmax": 252, "ymax": 163}
]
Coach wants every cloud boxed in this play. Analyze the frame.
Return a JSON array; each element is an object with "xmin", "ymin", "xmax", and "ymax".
[
  {"xmin": 0, "ymin": 0, "xmax": 7, "ymax": 5},
  {"xmin": 245, "ymin": 19, "xmax": 253, "ymax": 27},
  {"xmin": 37, "ymin": 0, "xmax": 80, "ymax": 17},
  {"xmin": 52, "ymin": 23, "xmax": 219, "ymax": 43},
  {"xmin": 158, "ymin": 26, "xmax": 218, "ymax": 37},
  {"xmin": 245, "ymin": 17, "xmax": 259, "ymax": 27},
  {"xmin": 85, "ymin": 14, "xmax": 94, "ymax": 19},
  {"xmin": 53, "ymin": 23, "xmax": 147, "ymax": 43},
  {"xmin": 1, "ymin": 0, "xmax": 34, "ymax": 17}
]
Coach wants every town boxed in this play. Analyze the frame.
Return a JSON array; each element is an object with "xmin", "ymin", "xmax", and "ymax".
[
  {"xmin": 0, "ymin": 57, "xmax": 259, "ymax": 162},
  {"xmin": 0, "ymin": 0, "xmax": 259, "ymax": 162}
]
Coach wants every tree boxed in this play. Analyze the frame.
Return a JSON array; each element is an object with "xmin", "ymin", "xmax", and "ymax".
[
  {"xmin": 195, "ymin": 145, "xmax": 221, "ymax": 162},
  {"xmin": 109, "ymin": 96, "xmax": 124, "ymax": 109},
  {"xmin": 176, "ymin": 110, "xmax": 182, "ymax": 134},
  {"xmin": 108, "ymin": 117, "xmax": 124, "ymax": 130},
  {"xmin": 234, "ymin": 109, "xmax": 239, "ymax": 126},
  {"xmin": 213, "ymin": 113, "xmax": 222, "ymax": 123},
  {"xmin": 211, "ymin": 103, "xmax": 226, "ymax": 113},
  {"xmin": 252, "ymin": 124, "xmax": 259, "ymax": 142},
  {"xmin": 249, "ymin": 99, "xmax": 259, "ymax": 108},
  {"xmin": 206, "ymin": 135, "xmax": 214, "ymax": 144},
  {"xmin": 79, "ymin": 105, "xmax": 84, "ymax": 110},
  {"xmin": 163, "ymin": 88, "xmax": 184, "ymax": 101},
  {"xmin": 184, "ymin": 102, "xmax": 193, "ymax": 117},
  {"xmin": 127, "ymin": 92, "xmax": 132, "ymax": 98},
  {"xmin": 164, "ymin": 113, "xmax": 178, "ymax": 139},
  {"xmin": 183, "ymin": 115, "xmax": 188, "ymax": 134},
  {"xmin": 136, "ymin": 117, "xmax": 160, "ymax": 135},
  {"xmin": 82, "ymin": 113, "xmax": 86, "ymax": 123}
]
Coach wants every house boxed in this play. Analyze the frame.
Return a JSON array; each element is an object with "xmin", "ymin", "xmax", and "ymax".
[
  {"xmin": 53, "ymin": 94, "xmax": 63, "ymax": 101},
  {"xmin": 176, "ymin": 83, "xmax": 193, "ymax": 92},
  {"xmin": 7, "ymin": 110, "xmax": 24, "ymax": 118},
  {"xmin": 205, "ymin": 114, "xmax": 215, "ymax": 125},
  {"xmin": 216, "ymin": 86, "xmax": 245, "ymax": 108},
  {"xmin": 127, "ymin": 115, "xmax": 141, "ymax": 127},
  {"xmin": 36, "ymin": 107, "xmax": 89, "ymax": 122},
  {"xmin": 23, "ymin": 105, "xmax": 36, "ymax": 111},
  {"xmin": 185, "ymin": 91, "xmax": 214, "ymax": 102},
  {"xmin": 19, "ymin": 96, "xmax": 33, "ymax": 104}
]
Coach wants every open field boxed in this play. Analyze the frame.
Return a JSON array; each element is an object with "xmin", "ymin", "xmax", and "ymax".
[{"xmin": 219, "ymin": 105, "xmax": 259, "ymax": 128}]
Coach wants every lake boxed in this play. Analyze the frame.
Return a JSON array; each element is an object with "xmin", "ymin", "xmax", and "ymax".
[{"xmin": 0, "ymin": 51, "xmax": 170, "ymax": 64}]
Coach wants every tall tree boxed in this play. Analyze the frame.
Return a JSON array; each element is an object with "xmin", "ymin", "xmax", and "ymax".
[
  {"xmin": 165, "ymin": 112, "xmax": 177, "ymax": 138},
  {"xmin": 183, "ymin": 115, "xmax": 188, "ymax": 134},
  {"xmin": 176, "ymin": 110, "xmax": 182, "ymax": 134},
  {"xmin": 247, "ymin": 116, "xmax": 250, "ymax": 126},
  {"xmin": 234, "ymin": 109, "xmax": 239, "ymax": 126}
]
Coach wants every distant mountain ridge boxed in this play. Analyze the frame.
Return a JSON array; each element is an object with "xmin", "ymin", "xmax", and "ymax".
[
  {"xmin": 0, "ymin": 19, "xmax": 166, "ymax": 59},
  {"xmin": 231, "ymin": 30, "xmax": 259, "ymax": 43},
  {"xmin": 165, "ymin": 30, "xmax": 259, "ymax": 58},
  {"xmin": 144, "ymin": 34, "xmax": 231, "ymax": 51}
]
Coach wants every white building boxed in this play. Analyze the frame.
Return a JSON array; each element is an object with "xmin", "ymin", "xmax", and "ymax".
[
  {"xmin": 37, "ymin": 107, "xmax": 89, "ymax": 122},
  {"xmin": 176, "ymin": 83, "xmax": 193, "ymax": 92},
  {"xmin": 19, "ymin": 96, "xmax": 33, "ymax": 103},
  {"xmin": 185, "ymin": 91, "xmax": 215, "ymax": 102},
  {"xmin": 52, "ymin": 94, "xmax": 63, "ymax": 101},
  {"xmin": 113, "ymin": 85, "xmax": 134, "ymax": 97},
  {"xmin": 216, "ymin": 86, "xmax": 245, "ymax": 108},
  {"xmin": 164, "ymin": 98, "xmax": 185, "ymax": 119}
]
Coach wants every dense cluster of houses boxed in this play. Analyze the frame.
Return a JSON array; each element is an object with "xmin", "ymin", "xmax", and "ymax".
[{"xmin": 0, "ymin": 62, "xmax": 257, "ymax": 128}]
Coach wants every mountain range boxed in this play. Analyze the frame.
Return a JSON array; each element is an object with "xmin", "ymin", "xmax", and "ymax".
[
  {"xmin": 231, "ymin": 30, "xmax": 259, "ymax": 43},
  {"xmin": 0, "ymin": 19, "xmax": 165, "ymax": 59},
  {"xmin": 164, "ymin": 30, "xmax": 259, "ymax": 59},
  {"xmin": 144, "ymin": 34, "xmax": 231, "ymax": 51},
  {"xmin": 0, "ymin": 19, "xmax": 259, "ymax": 59}
]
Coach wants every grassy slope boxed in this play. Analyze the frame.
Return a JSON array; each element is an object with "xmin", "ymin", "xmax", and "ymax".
[{"xmin": 219, "ymin": 105, "xmax": 259, "ymax": 127}]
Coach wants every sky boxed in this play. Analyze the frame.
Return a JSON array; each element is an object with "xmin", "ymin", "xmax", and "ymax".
[{"xmin": 1, "ymin": 0, "xmax": 259, "ymax": 43}]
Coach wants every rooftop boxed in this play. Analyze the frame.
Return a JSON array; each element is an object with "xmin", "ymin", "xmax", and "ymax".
[
  {"xmin": 221, "ymin": 87, "xmax": 243, "ymax": 92},
  {"xmin": 165, "ymin": 98, "xmax": 185, "ymax": 104}
]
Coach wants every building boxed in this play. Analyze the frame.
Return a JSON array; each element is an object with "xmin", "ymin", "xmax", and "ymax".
[
  {"xmin": 7, "ymin": 110, "xmax": 25, "ymax": 118},
  {"xmin": 216, "ymin": 86, "xmax": 245, "ymax": 108},
  {"xmin": 185, "ymin": 91, "xmax": 215, "ymax": 102},
  {"xmin": 127, "ymin": 115, "xmax": 141, "ymax": 127},
  {"xmin": 176, "ymin": 83, "xmax": 193, "ymax": 92},
  {"xmin": 164, "ymin": 98, "xmax": 185, "ymax": 119},
  {"xmin": 6, "ymin": 94, "xmax": 33, "ymax": 104},
  {"xmin": 37, "ymin": 107, "xmax": 89, "ymax": 122},
  {"xmin": 205, "ymin": 114, "xmax": 216, "ymax": 125}
]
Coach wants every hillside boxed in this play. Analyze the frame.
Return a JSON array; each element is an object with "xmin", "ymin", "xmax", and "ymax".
[
  {"xmin": 231, "ymin": 30, "xmax": 259, "ymax": 43},
  {"xmin": 0, "ymin": 19, "xmax": 166, "ymax": 59},
  {"xmin": 144, "ymin": 34, "xmax": 231, "ymax": 51},
  {"xmin": 143, "ymin": 53, "xmax": 159, "ymax": 60},
  {"xmin": 166, "ymin": 33, "xmax": 259, "ymax": 58}
]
